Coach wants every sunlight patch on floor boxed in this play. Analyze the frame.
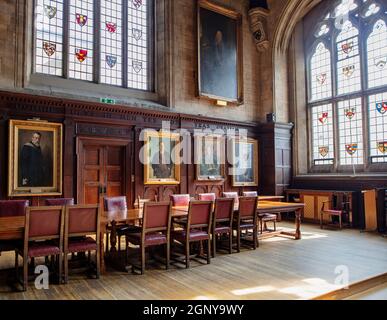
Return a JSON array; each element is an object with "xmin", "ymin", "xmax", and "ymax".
[{"xmin": 231, "ymin": 285, "xmax": 276, "ymax": 296}]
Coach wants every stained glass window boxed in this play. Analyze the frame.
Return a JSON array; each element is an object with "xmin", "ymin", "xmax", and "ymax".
[
  {"xmin": 307, "ymin": 0, "xmax": 387, "ymax": 169},
  {"xmin": 35, "ymin": 0, "xmax": 64, "ymax": 76},
  {"xmin": 310, "ymin": 43, "xmax": 332, "ymax": 101},
  {"xmin": 311, "ymin": 104, "xmax": 335, "ymax": 165},
  {"xmin": 367, "ymin": 20, "xmax": 387, "ymax": 89},
  {"xmin": 34, "ymin": 0, "xmax": 153, "ymax": 90}
]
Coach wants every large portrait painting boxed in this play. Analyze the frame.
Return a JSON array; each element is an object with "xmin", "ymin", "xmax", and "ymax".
[
  {"xmin": 8, "ymin": 120, "xmax": 63, "ymax": 197},
  {"xmin": 198, "ymin": 0, "xmax": 243, "ymax": 104},
  {"xmin": 195, "ymin": 135, "xmax": 225, "ymax": 181},
  {"xmin": 231, "ymin": 138, "xmax": 258, "ymax": 187},
  {"xmin": 144, "ymin": 131, "xmax": 181, "ymax": 185}
]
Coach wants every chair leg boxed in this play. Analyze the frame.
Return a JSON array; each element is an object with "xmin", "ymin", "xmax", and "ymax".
[
  {"xmin": 339, "ymin": 214, "xmax": 342, "ymax": 230},
  {"xmin": 23, "ymin": 257, "xmax": 28, "ymax": 291},
  {"xmin": 166, "ymin": 242, "xmax": 170, "ymax": 270},
  {"xmin": 58, "ymin": 253, "xmax": 63, "ymax": 285},
  {"xmin": 229, "ymin": 232, "xmax": 233, "ymax": 254},
  {"xmin": 141, "ymin": 246, "xmax": 145, "ymax": 275},
  {"xmin": 64, "ymin": 252, "xmax": 69, "ymax": 284},
  {"xmin": 96, "ymin": 249, "xmax": 100, "ymax": 279},
  {"xmin": 207, "ymin": 239, "xmax": 211, "ymax": 264},
  {"xmin": 260, "ymin": 220, "xmax": 263, "ymax": 235},
  {"xmin": 185, "ymin": 241, "xmax": 190, "ymax": 269},
  {"xmin": 320, "ymin": 213, "xmax": 323, "ymax": 229},
  {"xmin": 118, "ymin": 235, "xmax": 121, "ymax": 252},
  {"xmin": 253, "ymin": 227, "xmax": 257, "ymax": 250},
  {"xmin": 274, "ymin": 220, "xmax": 277, "ymax": 232},
  {"xmin": 105, "ymin": 232, "xmax": 109, "ymax": 253},
  {"xmin": 212, "ymin": 233, "xmax": 216, "ymax": 258},
  {"xmin": 237, "ymin": 230, "xmax": 241, "ymax": 253}
]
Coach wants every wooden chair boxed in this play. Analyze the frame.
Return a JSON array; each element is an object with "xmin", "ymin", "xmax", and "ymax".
[
  {"xmin": 172, "ymin": 201, "xmax": 213, "ymax": 268},
  {"xmin": 63, "ymin": 205, "xmax": 101, "ymax": 283},
  {"xmin": 320, "ymin": 201, "xmax": 345, "ymax": 230},
  {"xmin": 15, "ymin": 206, "xmax": 65, "ymax": 291},
  {"xmin": 0, "ymin": 200, "xmax": 29, "ymax": 256},
  {"xmin": 258, "ymin": 214, "xmax": 277, "ymax": 234},
  {"xmin": 125, "ymin": 202, "xmax": 172, "ymax": 274},
  {"xmin": 134, "ymin": 195, "xmax": 158, "ymax": 210},
  {"xmin": 212, "ymin": 198, "xmax": 235, "ymax": 257},
  {"xmin": 222, "ymin": 192, "xmax": 239, "ymax": 206},
  {"xmin": 45, "ymin": 198, "xmax": 75, "ymax": 206},
  {"xmin": 170, "ymin": 194, "xmax": 191, "ymax": 207},
  {"xmin": 198, "ymin": 193, "xmax": 216, "ymax": 201},
  {"xmin": 234, "ymin": 197, "xmax": 259, "ymax": 252},
  {"xmin": 104, "ymin": 196, "xmax": 139, "ymax": 252}
]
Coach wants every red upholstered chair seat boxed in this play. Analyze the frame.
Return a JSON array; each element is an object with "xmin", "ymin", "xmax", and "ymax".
[
  {"xmin": 239, "ymin": 222, "xmax": 255, "ymax": 229},
  {"xmin": 126, "ymin": 232, "xmax": 168, "ymax": 246},
  {"xmin": 214, "ymin": 226, "xmax": 231, "ymax": 235},
  {"xmin": 22, "ymin": 242, "xmax": 61, "ymax": 258},
  {"xmin": 68, "ymin": 237, "xmax": 97, "ymax": 253},
  {"xmin": 261, "ymin": 214, "xmax": 277, "ymax": 222},
  {"xmin": 170, "ymin": 194, "xmax": 191, "ymax": 206},
  {"xmin": 173, "ymin": 229, "xmax": 209, "ymax": 242}
]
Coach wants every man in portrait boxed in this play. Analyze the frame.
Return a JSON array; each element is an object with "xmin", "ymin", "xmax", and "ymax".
[
  {"xmin": 235, "ymin": 144, "xmax": 254, "ymax": 183},
  {"xmin": 200, "ymin": 141, "xmax": 221, "ymax": 177},
  {"xmin": 20, "ymin": 132, "xmax": 45, "ymax": 187},
  {"xmin": 151, "ymin": 140, "xmax": 174, "ymax": 179}
]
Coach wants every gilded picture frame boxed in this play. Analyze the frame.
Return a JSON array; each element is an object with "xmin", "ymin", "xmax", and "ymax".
[
  {"xmin": 144, "ymin": 131, "xmax": 181, "ymax": 185},
  {"xmin": 197, "ymin": 0, "xmax": 244, "ymax": 104},
  {"xmin": 231, "ymin": 138, "xmax": 259, "ymax": 187},
  {"xmin": 195, "ymin": 135, "xmax": 225, "ymax": 181},
  {"xmin": 8, "ymin": 119, "xmax": 63, "ymax": 197}
]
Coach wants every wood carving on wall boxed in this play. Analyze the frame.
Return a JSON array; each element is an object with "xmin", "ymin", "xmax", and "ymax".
[{"xmin": 76, "ymin": 123, "xmax": 133, "ymax": 138}]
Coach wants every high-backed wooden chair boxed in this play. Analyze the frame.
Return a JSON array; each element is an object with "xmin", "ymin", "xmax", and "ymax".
[
  {"xmin": 0, "ymin": 200, "xmax": 29, "ymax": 255},
  {"xmin": 104, "ymin": 196, "xmax": 139, "ymax": 252},
  {"xmin": 63, "ymin": 205, "xmax": 101, "ymax": 283},
  {"xmin": 212, "ymin": 198, "xmax": 235, "ymax": 257},
  {"xmin": 134, "ymin": 195, "xmax": 158, "ymax": 210},
  {"xmin": 198, "ymin": 193, "xmax": 216, "ymax": 201},
  {"xmin": 320, "ymin": 200, "xmax": 345, "ymax": 230},
  {"xmin": 222, "ymin": 192, "xmax": 239, "ymax": 206},
  {"xmin": 234, "ymin": 197, "xmax": 259, "ymax": 252},
  {"xmin": 45, "ymin": 198, "xmax": 75, "ymax": 206},
  {"xmin": 15, "ymin": 206, "xmax": 65, "ymax": 291},
  {"xmin": 172, "ymin": 201, "xmax": 213, "ymax": 268},
  {"xmin": 125, "ymin": 202, "xmax": 172, "ymax": 274},
  {"xmin": 170, "ymin": 194, "xmax": 191, "ymax": 207}
]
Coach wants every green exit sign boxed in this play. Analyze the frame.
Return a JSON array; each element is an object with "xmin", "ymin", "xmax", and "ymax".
[{"xmin": 100, "ymin": 98, "xmax": 116, "ymax": 105}]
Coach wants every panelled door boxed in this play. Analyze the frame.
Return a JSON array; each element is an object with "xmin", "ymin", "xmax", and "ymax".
[{"xmin": 77, "ymin": 137, "xmax": 131, "ymax": 207}]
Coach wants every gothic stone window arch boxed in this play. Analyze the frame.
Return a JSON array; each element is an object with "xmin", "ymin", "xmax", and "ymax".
[{"xmin": 305, "ymin": 0, "xmax": 387, "ymax": 171}]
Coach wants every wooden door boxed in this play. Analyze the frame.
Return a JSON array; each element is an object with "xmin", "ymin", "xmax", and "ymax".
[{"xmin": 77, "ymin": 138, "xmax": 131, "ymax": 207}]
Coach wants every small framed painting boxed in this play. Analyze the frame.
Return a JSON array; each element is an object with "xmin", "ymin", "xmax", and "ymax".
[
  {"xmin": 8, "ymin": 119, "xmax": 63, "ymax": 197},
  {"xmin": 197, "ymin": 0, "xmax": 244, "ymax": 104},
  {"xmin": 230, "ymin": 138, "xmax": 259, "ymax": 187},
  {"xmin": 143, "ymin": 131, "xmax": 181, "ymax": 185}
]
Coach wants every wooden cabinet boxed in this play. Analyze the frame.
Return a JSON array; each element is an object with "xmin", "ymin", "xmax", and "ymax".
[{"xmin": 285, "ymin": 189, "xmax": 353, "ymax": 225}]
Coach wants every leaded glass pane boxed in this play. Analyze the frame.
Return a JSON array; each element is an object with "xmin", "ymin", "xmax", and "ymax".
[
  {"xmin": 367, "ymin": 20, "xmax": 387, "ymax": 89},
  {"xmin": 310, "ymin": 43, "xmax": 332, "ymax": 101},
  {"xmin": 369, "ymin": 92, "xmax": 387, "ymax": 163},
  {"xmin": 35, "ymin": 0, "xmax": 64, "ymax": 76},
  {"xmin": 336, "ymin": 20, "xmax": 361, "ymax": 95},
  {"xmin": 312, "ymin": 104, "xmax": 335, "ymax": 165},
  {"xmin": 338, "ymin": 98, "xmax": 364, "ymax": 165},
  {"xmin": 128, "ymin": 0, "xmax": 149, "ymax": 90},
  {"xmin": 100, "ymin": 0, "xmax": 123, "ymax": 86},
  {"xmin": 68, "ymin": 0, "xmax": 94, "ymax": 81}
]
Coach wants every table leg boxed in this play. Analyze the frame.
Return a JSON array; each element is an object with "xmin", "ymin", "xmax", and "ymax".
[
  {"xmin": 295, "ymin": 209, "xmax": 302, "ymax": 240},
  {"xmin": 110, "ymin": 221, "xmax": 118, "ymax": 253}
]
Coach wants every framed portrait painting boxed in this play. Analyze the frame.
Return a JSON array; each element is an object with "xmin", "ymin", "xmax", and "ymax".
[
  {"xmin": 195, "ymin": 135, "xmax": 225, "ymax": 181},
  {"xmin": 144, "ymin": 131, "xmax": 181, "ymax": 185},
  {"xmin": 8, "ymin": 119, "xmax": 63, "ymax": 197},
  {"xmin": 197, "ymin": 0, "xmax": 243, "ymax": 104},
  {"xmin": 230, "ymin": 138, "xmax": 258, "ymax": 187}
]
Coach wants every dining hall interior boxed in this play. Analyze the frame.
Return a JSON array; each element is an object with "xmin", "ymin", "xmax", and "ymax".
[{"xmin": 0, "ymin": 0, "xmax": 386, "ymax": 301}]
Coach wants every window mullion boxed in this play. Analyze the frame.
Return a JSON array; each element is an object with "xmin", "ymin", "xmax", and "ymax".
[
  {"xmin": 331, "ymin": 32, "xmax": 338, "ymax": 168},
  {"xmin": 333, "ymin": 101, "xmax": 340, "ymax": 171},
  {"xmin": 94, "ymin": 0, "xmax": 101, "ymax": 84},
  {"xmin": 123, "ymin": 0, "xmax": 128, "ymax": 88}
]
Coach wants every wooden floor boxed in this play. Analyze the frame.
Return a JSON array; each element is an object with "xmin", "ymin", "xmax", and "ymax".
[{"xmin": 0, "ymin": 222, "xmax": 386, "ymax": 300}]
